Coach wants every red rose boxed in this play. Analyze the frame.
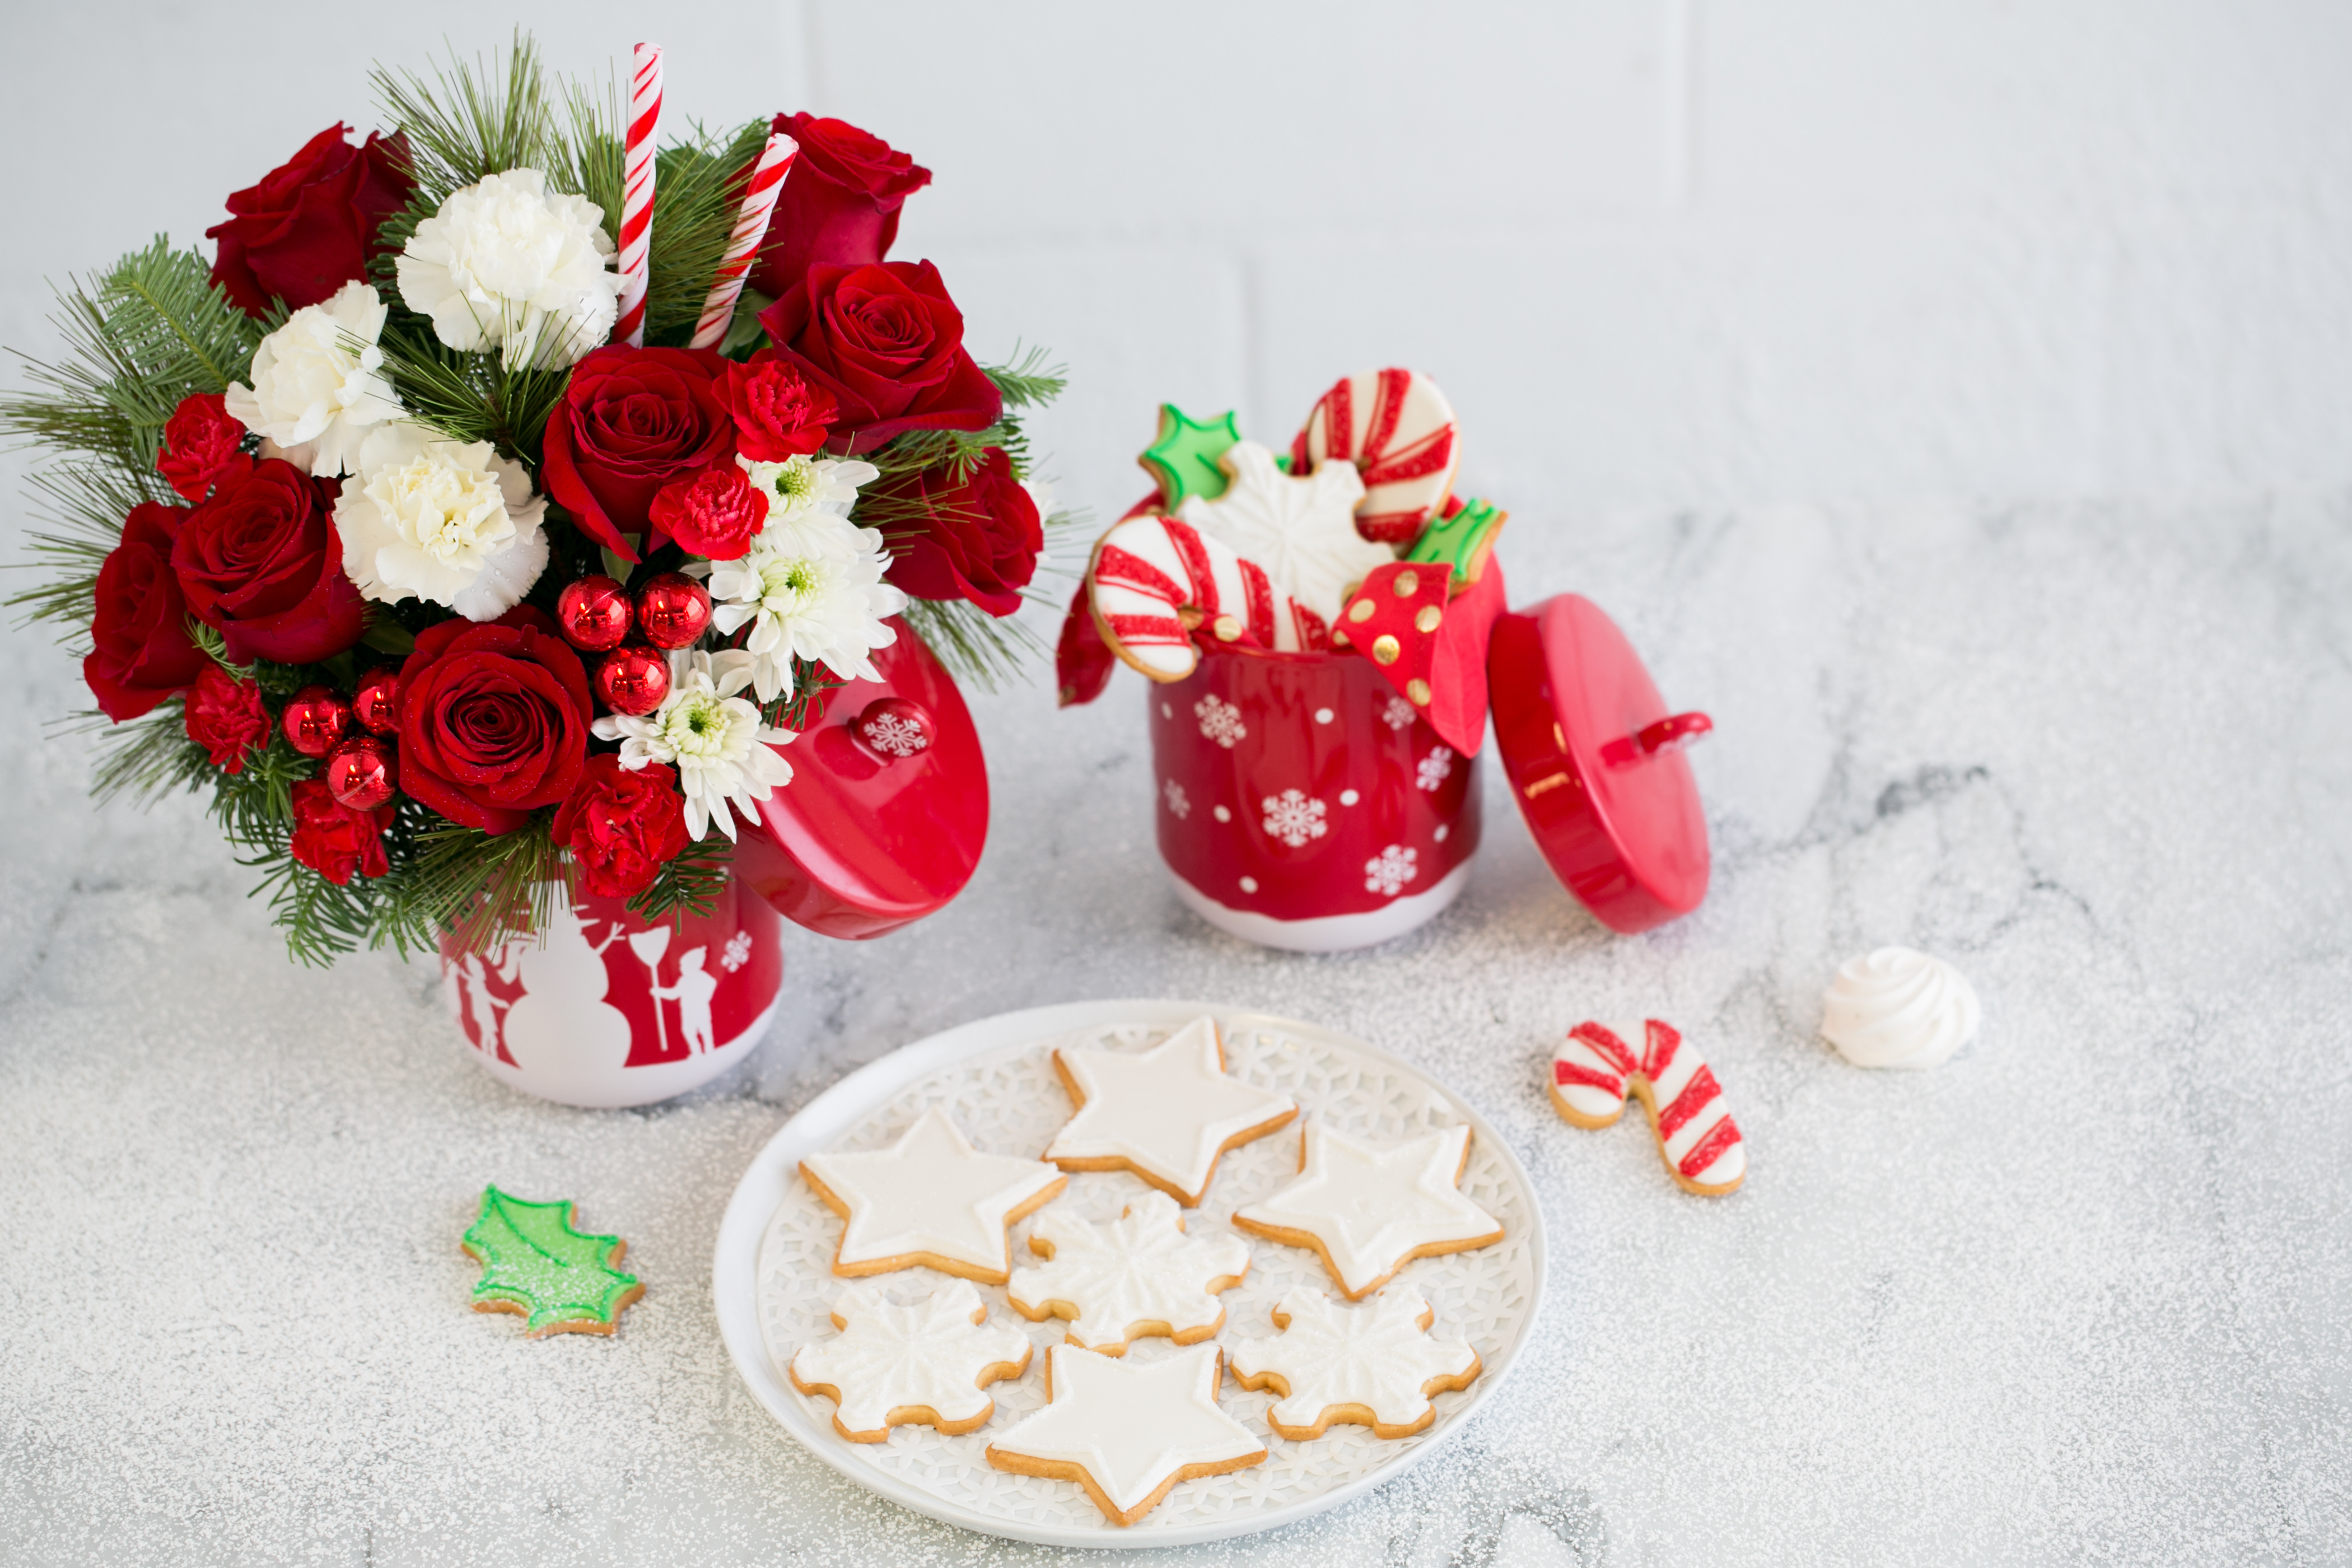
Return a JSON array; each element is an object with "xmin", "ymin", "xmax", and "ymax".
[
  {"xmin": 552, "ymin": 755, "xmax": 694, "ymax": 898},
  {"xmin": 156, "ymin": 393, "xmax": 253, "ymax": 503},
  {"xmin": 870, "ymin": 446, "xmax": 1042, "ymax": 617},
  {"xmin": 748, "ymin": 114, "xmax": 931, "ymax": 299},
  {"xmin": 206, "ymin": 124, "xmax": 414, "ymax": 319},
  {"xmin": 720, "ymin": 357, "xmax": 836, "ymax": 461},
  {"xmin": 84, "ymin": 502, "xmax": 206, "ymax": 721},
  {"xmin": 757, "ymin": 261, "xmax": 1002, "ymax": 454},
  {"xmin": 183, "ymin": 664, "xmax": 270, "ymax": 773},
  {"xmin": 395, "ymin": 606, "xmax": 592, "ymax": 834},
  {"xmin": 172, "ymin": 459, "xmax": 364, "ymax": 665},
  {"xmin": 542, "ymin": 346, "xmax": 736, "ymax": 562},
  {"xmin": 650, "ymin": 466, "xmax": 767, "ymax": 561},
  {"xmin": 288, "ymin": 778, "xmax": 393, "ymax": 885}
]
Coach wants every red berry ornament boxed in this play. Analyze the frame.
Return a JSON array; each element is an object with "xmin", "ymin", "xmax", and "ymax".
[
  {"xmin": 635, "ymin": 572, "xmax": 712, "ymax": 650},
  {"xmin": 325, "ymin": 734, "xmax": 398, "ymax": 811},
  {"xmin": 596, "ymin": 645, "xmax": 671, "ymax": 716},
  {"xmin": 282, "ymin": 685, "xmax": 352, "ymax": 758},
  {"xmin": 557, "ymin": 575, "xmax": 634, "ymax": 651},
  {"xmin": 352, "ymin": 668, "xmax": 402, "ymax": 735}
]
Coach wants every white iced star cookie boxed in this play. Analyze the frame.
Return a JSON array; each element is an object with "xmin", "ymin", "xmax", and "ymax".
[
  {"xmin": 1177, "ymin": 440, "xmax": 1393, "ymax": 624},
  {"xmin": 788, "ymin": 1278, "xmax": 1033, "ymax": 1443},
  {"xmin": 1227, "ymin": 1284, "xmax": 1482, "ymax": 1440},
  {"xmin": 800, "ymin": 1107, "xmax": 1067, "ymax": 1283},
  {"xmin": 1008, "ymin": 1191, "xmax": 1252, "ymax": 1355},
  {"xmin": 985, "ymin": 1342, "xmax": 1266, "ymax": 1527},
  {"xmin": 1231, "ymin": 1122, "xmax": 1504, "ymax": 1299},
  {"xmin": 1045, "ymin": 1016, "xmax": 1298, "ymax": 1207}
]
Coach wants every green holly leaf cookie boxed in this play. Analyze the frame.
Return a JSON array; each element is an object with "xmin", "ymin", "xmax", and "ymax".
[
  {"xmin": 1139, "ymin": 404, "xmax": 1245, "ymax": 510},
  {"xmin": 461, "ymin": 1186, "xmax": 644, "ymax": 1338},
  {"xmin": 1403, "ymin": 497, "xmax": 1508, "ymax": 587}
]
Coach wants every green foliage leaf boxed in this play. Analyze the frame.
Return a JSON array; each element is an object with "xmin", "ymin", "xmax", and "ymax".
[{"xmin": 461, "ymin": 1186, "xmax": 642, "ymax": 1336}]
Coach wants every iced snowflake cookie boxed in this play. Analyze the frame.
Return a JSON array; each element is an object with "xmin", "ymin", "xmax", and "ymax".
[
  {"xmin": 1227, "ymin": 1285, "xmax": 1482, "ymax": 1440},
  {"xmin": 1231, "ymin": 1122, "xmax": 1504, "ymax": 1299},
  {"xmin": 1177, "ymin": 440, "xmax": 1388, "ymax": 624},
  {"xmin": 1008, "ymin": 1191, "xmax": 1251, "ymax": 1354},
  {"xmin": 800, "ymin": 1107, "xmax": 1067, "ymax": 1283},
  {"xmin": 788, "ymin": 1278, "xmax": 1034, "ymax": 1443},
  {"xmin": 461, "ymin": 1186, "xmax": 644, "ymax": 1338},
  {"xmin": 1044, "ymin": 1016, "xmax": 1298, "ymax": 1207},
  {"xmin": 985, "ymin": 1342, "xmax": 1266, "ymax": 1527},
  {"xmin": 1550, "ymin": 1019, "xmax": 1745, "ymax": 1196}
]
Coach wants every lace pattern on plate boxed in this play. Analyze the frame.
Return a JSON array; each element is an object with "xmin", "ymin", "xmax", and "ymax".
[{"xmin": 753, "ymin": 1020, "xmax": 1540, "ymax": 1537}]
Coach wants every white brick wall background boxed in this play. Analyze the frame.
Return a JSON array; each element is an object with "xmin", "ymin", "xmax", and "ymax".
[{"xmin": 5, "ymin": 0, "xmax": 2350, "ymax": 531}]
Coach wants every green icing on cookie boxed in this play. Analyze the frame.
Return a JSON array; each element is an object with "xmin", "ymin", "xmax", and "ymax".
[
  {"xmin": 1139, "ymin": 404, "xmax": 1244, "ymax": 510},
  {"xmin": 461, "ymin": 1186, "xmax": 643, "ymax": 1337},
  {"xmin": 1403, "ymin": 497, "xmax": 1508, "ymax": 587}
]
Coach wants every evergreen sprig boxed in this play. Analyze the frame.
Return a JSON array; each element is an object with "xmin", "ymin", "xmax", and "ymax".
[
  {"xmin": 626, "ymin": 831, "xmax": 732, "ymax": 925},
  {"xmin": 370, "ymin": 32, "xmax": 559, "ymax": 262}
]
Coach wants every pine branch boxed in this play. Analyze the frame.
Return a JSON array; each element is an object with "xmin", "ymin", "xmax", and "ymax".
[
  {"xmin": 625, "ymin": 832, "xmax": 733, "ymax": 925},
  {"xmin": 372, "ymin": 313, "xmax": 571, "ymax": 465},
  {"xmin": 897, "ymin": 598, "xmax": 1046, "ymax": 693},
  {"xmin": 984, "ymin": 346, "xmax": 1067, "ymax": 412},
  {"xmin": 371, "ymin": 31, "xmax": 558, "ymax": 237}
]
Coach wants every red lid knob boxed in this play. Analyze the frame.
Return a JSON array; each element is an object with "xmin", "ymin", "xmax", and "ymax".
[{"xmin": 854, "ymin": 697, "xmax": 934, "ymax": 760}]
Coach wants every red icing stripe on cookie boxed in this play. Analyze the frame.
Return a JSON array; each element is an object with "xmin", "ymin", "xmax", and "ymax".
[
  {"xmin": 1238, "ymin": 558, "xmax": 1276, "ymax": 646},
  {"xmin": 1553, "ymin": 1061, "xmax": 1625, "ymax": 1094},
  {"xmin": 1096, "ymin": 544, "xmax": 1184, "ymax": 604},
  {"xmin": 1678, "ymin": 1116, "xmax": 1743, "ymax": 1180},
  {"xmin": 1643, "ymin": 1020, "xmax": 1683, "ymax": 1080},
  {"xmin": 1107, "ymin": 613, "xmax": 1188, "ymax": 647},
  {"xmin": 1570, "ymin": 1021, "xmax": 1639, "ymax": 1077},
  {"xmin": 1656, "ymin": 1065, "xmax": 1721, "ymax": 1141},
  {"xmin": 1166, "ymin": 522, "xmax": 1221, "ymax": 615}
]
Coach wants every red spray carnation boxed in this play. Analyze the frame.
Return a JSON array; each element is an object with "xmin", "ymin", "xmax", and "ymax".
[
  {"xmin": 552, "ymin": 755, "xmax": 694, "ymax": 899},
  {"xmin": 172, "ymin": 459, "xmax": 365, "ymax": 665},
  {"xmin": 206, "ymin": 124, "xmax": 414, "ymax": 319},
  {"xmin": 394, "ymin": 606, "xmax": 593, "ymax": 835},
  {"xmin": 183, "ymin": 664, "xmax": 270, "ymax": 773},
  {"xmin": 288, "ymin": 778, "xmax": 393, "ymax": 885},
  {"xmin": 156, "ymin": 393, "xmax": 253, "ymax": 503},
  {"xmin": 870, "ymin": 446, "xmax": 1042, "ymax": 617},
  {"xmin": 747, "ymin": 114, "xmax": 931, "ymax": 299},
  {"xmin": 757, "ymin": 260, "xmax": 1002, "ymax": 454},
  {"xmin": 84, "ymin": 502, "xmax": 206, "ymax": 722},
  {"xmin": 541, "ymin": 346, "xmax": 736, "ymax": 561},
  {"xmin": 649, "ymin": 466, "xmax": 768, "ymax": 561},
  {"xmin": 720, "ymin": 356, "xmax": 836, "ymax": 461}
]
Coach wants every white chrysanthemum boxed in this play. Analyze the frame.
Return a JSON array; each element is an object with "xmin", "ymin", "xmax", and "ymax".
[
  {"xmin": 590, "ymin": 650, "xmax": 795, "ymax": 841},
  {"xmin": 223, "ymin": 281, "xmax": 402, "ymax": 476},
  {"xmin": 736, "ymin": 452, "xmax": 879, "ymax": 560},
  {"xmin": 706, "ymin": 515, "xmax": 906, "ymax": 702},
  {"xmin": 394, "ymin": 169, "xmax": 621, "ymax": 370},
  {"xmin": 335, "ymin": 423, "xmax": 549, "ymax": 621}
]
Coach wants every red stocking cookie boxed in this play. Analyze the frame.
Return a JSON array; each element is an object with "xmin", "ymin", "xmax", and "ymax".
[
  {"xmin": 1550, "ymin": 1019, "xmax": 1746, "ymax": 1196},
  {"xmin": 1290, "ymin": 367, "xmax": 1460, "ymax": 544}
]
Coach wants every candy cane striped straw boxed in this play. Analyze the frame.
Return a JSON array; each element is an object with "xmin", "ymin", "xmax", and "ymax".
[
  {"xmin": 613, "ymin": 42, "xmax": 663, "ymax": 348},
  {"xmin": 688, "ymin": 132, "xmax": 799, "ymax": 350}
]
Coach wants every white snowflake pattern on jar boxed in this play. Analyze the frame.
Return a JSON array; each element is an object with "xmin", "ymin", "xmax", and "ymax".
[
  {"xmin": 1416, "ymin": 745, "xmax": 1454, "ymax": 792},
  {"xmin": 1261, "ymin": 789, "xmax": 1329, "ymax": 848},
  {"xmin": 1194, "ymin": 694, "xmax": 1247, "ymax": 748},
  {"xmin": 721, "ymin": 930, "xmax": 754, "ymax": 972},
  {"xmin": 861, "ymin": 709, "xmax": 931, "ymax": 757},
  {"xmin": 1162, "ymin": 779, "xmax": 1191, "ymax": 819},
  {"xmin": 1364, "ymin": 844, "xmax": 1419, "ymax": 896},
  {"xmin": 1381, "ymin": 694, "xmax": 1416, "ymax": 731}
]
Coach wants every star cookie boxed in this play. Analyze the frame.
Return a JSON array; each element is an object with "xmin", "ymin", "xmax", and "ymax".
[
  {"xmin": 985, "ymin": 1342, "xmax": 1266, "ymax": 1527},
  {"xmin": 789, "ymin": 1278, "xmax": 1034, "ymax": 1443},
  {"xmin": 1231, "ymin": 1122, "xmax": 1504, "ymax": 1299},
  {"xmin": 1228, "ymin": 1285, "xmax": 1482, "ymax": 1440},
  {"xmin": 1177, "ymin": 440, "xmax": 1392, "ymax": 623},
  {"xmin": 1045, "ymin": 1016, "xmax": 1298, "ymax": 1206},
  {"xmin": 800, "ymin": 1107, "xmax": 1067, "ymax": 1283},
  {"xmin": 1008, "ymin": 1191, "xmax": 1252, "ymax": 1355},
  {"xmin": 1138, "ymin": 403, "xmax": 1243, "ymax": 510}
]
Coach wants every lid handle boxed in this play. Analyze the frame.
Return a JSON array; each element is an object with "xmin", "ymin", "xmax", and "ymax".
[{"xmin": 1600, "ymin": 711, "xmax": 1712, "ymax": 767}]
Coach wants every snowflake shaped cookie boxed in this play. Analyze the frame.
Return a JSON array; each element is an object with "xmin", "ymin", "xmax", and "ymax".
[
  {"xmin": 1233, "ymin": 1122, "xmax": 1504, "ymax": 1299},
  {"xmin": 1177, "ymin": 440, "xmax": 1392, "ymax": 623},
  {"xmin": 1009, "ymin": 1191, "xmax": 1252, "ymax": 1354},
  {"xmin": 1228, "ymin": 1285, "xmax": 1482, "ymax": 1440},
  {"xmin": 789, "ymin": 1278, "xmax": 1033, "ymax": 1442},
  {"xmin": 1046, "ymin": 1016, "xmax": 1298, "ymax": 1206},
  {"xmin": 800, "ymin": 1107, "xmax": 1067, "ymax": 1283}
]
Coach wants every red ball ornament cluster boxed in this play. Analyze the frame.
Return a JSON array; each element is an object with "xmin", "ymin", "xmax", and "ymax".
[
  {"xmin": 595, "ymin": 645, "xmax": 671, "ymax": 716},
  {"xmin": 281, "ymin": 685, "xmax": 351, "ymax": 758},
  {"xmin": 636, "ymin": 572, "xmax": 712, "ymax": 649},
  {"xmin": 325, "ymin": 734, "xmax": 398, "ymax": 811},
  {"xmin": 352, "ymin": 668, "xmax": 402, "ymax": 735},
  {"xmin": 553, "ymin": 571, "xmax": 713, "ymax": 716},
  {"xmin": 557, "ymin": 575, "xmax": 633, "ymax": 651}
]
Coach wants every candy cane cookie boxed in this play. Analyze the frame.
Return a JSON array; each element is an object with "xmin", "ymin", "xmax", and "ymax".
[
  {"xmin": 1087, "ymin": 514, "xmax": 1319, "ymax": 683},
  {"xmin": 1290, "ymin": 368, "xmax": 1460, "ymax": 545},
  {"xmin": 1550, "ymin": 1019, "xmax": 1746, "ymax": 1196}
]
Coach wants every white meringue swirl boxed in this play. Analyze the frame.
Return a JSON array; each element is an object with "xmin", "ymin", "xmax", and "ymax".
[{"xmin": 1819, "ymin": 947, "xmax": 1980, "ymax": 1070}]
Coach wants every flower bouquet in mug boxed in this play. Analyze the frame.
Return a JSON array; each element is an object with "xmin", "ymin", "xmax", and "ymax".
[{"xmin": 5, "ymin": 38, "xmax": 1065, "ymax": 1101}]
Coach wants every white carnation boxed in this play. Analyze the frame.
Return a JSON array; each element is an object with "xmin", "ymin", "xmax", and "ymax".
[
  {"xmin": 394, "ymin": 169, "xmax": 621, "ymax": 370},
  {"xmin": 591, "ymin": 650, "xmax": 796, "ymax": 841},
  {"xmin": 335, "ymin": 423, "xmax": 549, "ymax": 621},
  {"xmin": 706, "ymin": 512, "xmax": 907, "ymax": 702},
  {"xmin": 222, "ymin": 281, "xmax": 402, "ymax": 477}
]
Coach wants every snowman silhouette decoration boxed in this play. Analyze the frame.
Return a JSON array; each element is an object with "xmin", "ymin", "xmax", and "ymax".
[{"xmin": 494, "ymin": 883, "xmax": 633, "ymax": 1077}]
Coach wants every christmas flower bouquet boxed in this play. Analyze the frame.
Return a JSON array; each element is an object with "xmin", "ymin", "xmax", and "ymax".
[{"xmin": 6, "ymin": 38, "xmax": 1063, "ymax": 986}]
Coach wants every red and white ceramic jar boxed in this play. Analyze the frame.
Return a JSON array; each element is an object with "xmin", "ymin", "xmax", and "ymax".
[
  {"xmin": 440, "ymin": 874, "xmax": 785, "ymax": 1109},
  {"xmin": 1150, "ymin": 639, "xmax": 1482, "ymax": 951}
]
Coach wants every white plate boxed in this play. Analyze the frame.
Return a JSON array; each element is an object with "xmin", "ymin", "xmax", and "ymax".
[{"xmin": 711, "ymin": 1000, "xmax": 1547, "ymax": 1548}]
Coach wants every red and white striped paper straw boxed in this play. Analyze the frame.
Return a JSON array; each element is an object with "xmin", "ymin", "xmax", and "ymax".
[
  {"xmin": 613, "ymin": 41, "xmax": 663, "ymax": 348},
  {"xmin": 688, "ymin": 132, "xmax": 799, "ymax": 351}
]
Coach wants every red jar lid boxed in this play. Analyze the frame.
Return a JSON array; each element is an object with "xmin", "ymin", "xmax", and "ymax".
[
  {"xmin": 1487, "ymin": 595, "xmax": 1710, "ymax": 933},
  {"xmin": 732, "ymin": 618, "xmax": 988, "ymax": 940}
]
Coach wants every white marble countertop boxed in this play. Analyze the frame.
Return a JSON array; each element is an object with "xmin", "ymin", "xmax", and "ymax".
[{"xmin": 3, "ymin": 498, "xmax": 2346, "ymax": 1565}]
